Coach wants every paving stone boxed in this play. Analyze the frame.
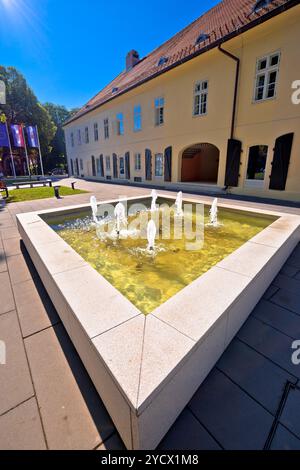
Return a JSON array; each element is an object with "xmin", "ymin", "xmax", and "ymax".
[
  {"xmin": 0, "ymin": 311, "xmax": 34, "ymax": 415},
  {"xmin": 25, "ymin": 323, "xmax": 115, "ymax": 450},
  {"xmin": 237, "ymin": 317, "xmax": 300, "ymax": 379},
  {"xmin": 273, "ymin": 274, "xmax": 300, "ymax": 296},
  {"xmin": 0, "ymin": 271, "xmax": 15, "ymax": 315},
  {"xmin": 287, "ymin": 250, "xmax": 300, "ymax": 269},
  {"xmin": 270, "ymin": 425, "xmax": 300, "ymax": 450},
  {"xmin": 271, "ymin": 289, "xmax": 300, "ymax": 316},
  {"xmin": 7, "ymin": 251, "xmax": 37, "ymax": 285},
  {"xmin": 13, "ymin": 278, "xmax": 60, "ymax": 338},
  {"xmin": 295, "ymin": 271, "xmax": 300, "ymax": 281},
  {"xmin": 1, "ymin": 226, "xmax": 20, "ymax": 240},
  {"xmin": 97, "ymin": 433, "xmax": 125, "ymax": 451},
  {"xmin": 252, "ymin": 299, "xmax": 300, "ymax": 338},
  {"xmin": 158, "ymin": 409, "xmax": 221, "ymax": 450},
  {"xmin": 0, "ymin": 398, "xmax": 46, "ymax": 450},
  {"xmin": 279, "ymin": 387, "xmax": 300, "ymax": 439},
  {"xmin": 217, "ymin": 338, "xmax": 295, "ymax": 415},
  {"xmin": 188, "ymin": 369, "xmax": 273, "ymax": 450},
  {"xmin": 3, "ymin": 237, "xmax": 21, "ymax": 257},
  {"xmin": 263, "ymin": 285, "xmax": 278, "ymax": 300}
]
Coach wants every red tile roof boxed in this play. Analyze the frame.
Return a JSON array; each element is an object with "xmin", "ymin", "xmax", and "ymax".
[{"xmin": 65, "ymin": 0, "xmax": 296, "ymax": 125}]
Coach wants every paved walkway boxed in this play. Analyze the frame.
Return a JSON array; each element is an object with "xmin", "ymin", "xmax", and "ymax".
[{"xmin": 0, "ymin": 178, "xmax": 300, "ymax": 450}]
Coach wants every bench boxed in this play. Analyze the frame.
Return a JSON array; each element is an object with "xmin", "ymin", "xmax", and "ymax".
[
  {"xmin": 14, "ymin": 179, "xmax": 52, "ymax": 189},
  {"xmin": 0, "ymin": 181, "xmax": 9, "ymax": 198}
]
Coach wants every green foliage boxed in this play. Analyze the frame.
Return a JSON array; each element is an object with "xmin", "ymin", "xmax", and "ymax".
[
  {"xmin": 0, "ymin": 66, "xmax": 80, "ymax": 173},
  {"xmin": 6, "ymin": 185, "xmax": 87, "ymax": 203}
]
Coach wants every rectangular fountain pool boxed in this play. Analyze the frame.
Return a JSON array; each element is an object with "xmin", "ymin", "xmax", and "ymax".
[
  {"xmin": 43, "ymin": 197, "xmax": 277, "ymax": 315},
  {"xmin": 16, "ymin": 194, "xmax": 300, "ymax": 449}
]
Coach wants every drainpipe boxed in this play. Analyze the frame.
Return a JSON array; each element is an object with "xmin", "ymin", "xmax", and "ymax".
[{"xmin": 218, "ymin": 44, "xmax": 240, "ymax": 139}]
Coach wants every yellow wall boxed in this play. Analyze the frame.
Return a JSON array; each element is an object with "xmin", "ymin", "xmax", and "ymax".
[{"xmin": 64, "ymin": 5, "xmax": 300, "ymax": 201}]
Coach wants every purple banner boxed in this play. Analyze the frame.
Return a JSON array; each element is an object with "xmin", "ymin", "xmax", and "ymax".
[
  {"xmin": 11, "ymin": 124, "xmax": 25, "ymax": 148},
  {"xmin": 0, "ymin": 123, "xmax": 10, "ymax": 148},
  {"xmin": 26, "ymin": 125, "xmax": 39, "ymax": 148}
]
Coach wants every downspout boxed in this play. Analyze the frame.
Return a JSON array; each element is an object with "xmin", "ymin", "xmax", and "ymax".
[
  {"xmin": 218, "ymin": 44, "xmax": 240, "ymax": 190},
  {"xmin": 218, "ymin": 44, "xmax": 240, "ymax": 139}
]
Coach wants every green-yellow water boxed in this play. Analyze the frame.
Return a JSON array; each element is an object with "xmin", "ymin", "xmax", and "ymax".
[{"xmin": 47, "ymin": 198, "xmax": 276, "ymax": 315}]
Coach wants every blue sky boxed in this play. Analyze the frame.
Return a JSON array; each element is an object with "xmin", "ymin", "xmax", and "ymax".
[{"xmin": 0, "ymin": 0, "xmax": 219, "ymax": 109}]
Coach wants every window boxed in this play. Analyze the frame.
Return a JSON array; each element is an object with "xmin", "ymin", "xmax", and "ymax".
[
  {"xmin": 134, "ymin": 153, "xmax": 141, "ymax": 171},
  {"xmin": 116, "ymin": 113, "xmax": 124, "ymax": 136},
  {"xmin": 155, "ymin": 154, "xmax": 163, "ymax": 177},
  {"xmin": 158, "ymin": 57, "xmax": 168, "ymax": 66},
  {"xmin": 104, "ymin": 118, "xmax": 109, "ymax": 139},
  {"xmin": 253, "ymin": 0, "xmax": 272, "ymax": 13},
  {"xmin": 254, "ymin": 52, "xmax": 280, "ymax": 102},
  {"xmin": 94, "ymin": 123, "xmax": 99, "ymax": 141},
  {"xmin": 85, "ymin": 127, "xmax": 89, "ymax": 144},
  {"xmin": 71, "ymin": 132, "xmax": 74, "ymax": 147},
  {"xmin": 246, "ymin": 145, "xmax": 268, "ymax": 185},
  {"xmin": 154, "ymin": 97, "xmax": 165, "ymax": 126},
  {"xmin": 96, "ymin": 158, "xmax": 101, "ymax": 175},
  {"xmin": 119, "ymin": 157, "xmax": 125, "ymax": 177},
  {"xmin": 133, "ymin": 105, "xmax": 142, "ymax": 131},
  {"xmin": 194, "ymin": 80, "xmax": 208, "ymax": 116},
  {"xmin": 80, "ymin": 159, "xmax": 83, "ymax": 171},
  {"xmin": 77, "ymin": 129, "xmax": 82, "ymax": 145},
  {"xmin": 195, "ymin": 33, "xmax": 209, "ymax": 45},
  {"xmin": 106, "ymin": 156, "xmax": 111, "ymax": 171}
]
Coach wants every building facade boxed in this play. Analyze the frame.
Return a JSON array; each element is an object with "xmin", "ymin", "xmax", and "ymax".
[{"xmin": 64, "ymin": 0, "xmax": 300, "ymax": 202}]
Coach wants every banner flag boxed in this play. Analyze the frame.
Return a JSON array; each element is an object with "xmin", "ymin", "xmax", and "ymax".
[
  {"xmin": 11, "ymin": 124, "xmax": 25, "ymax": 148},
  {"xmin": 26, "ymin": 125, "xmax": 39, "ymax": 148},
  {"xmin": 0, "ymin": 123, "xmax": 10, "ymax": 148}
]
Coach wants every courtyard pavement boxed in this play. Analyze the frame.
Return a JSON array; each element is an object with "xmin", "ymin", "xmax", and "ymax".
[{"xmin": 0, "ymin": 178, "xmax": 300, "ymax": 450}]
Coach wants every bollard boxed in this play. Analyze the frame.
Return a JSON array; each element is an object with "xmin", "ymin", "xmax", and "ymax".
[
  {"xmin": 71, "ymin": 181, "xmax": 76, "ymax": 190},
  {"xmin": 54, "ymin": 186, "xmax": 61, "ymax": 199}
]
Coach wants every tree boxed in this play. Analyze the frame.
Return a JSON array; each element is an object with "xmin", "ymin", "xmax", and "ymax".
[
  {"xmin": 43, "ymin": 103, "xmax": 79, "ymax": 172},
  {"xmin": 0, "ymin": 66, "xmax": 56, "ymax": 158}
]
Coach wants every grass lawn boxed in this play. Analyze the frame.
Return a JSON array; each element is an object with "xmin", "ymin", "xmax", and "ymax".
[{"xmin": 6, "ymin": 186, "xmax": 88, "ymax": 203}]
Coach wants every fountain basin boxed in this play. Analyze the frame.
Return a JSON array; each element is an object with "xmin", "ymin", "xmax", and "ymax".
[{"xmin": 16, "ymin": 195, "xmax": 300, "ymax": 449}]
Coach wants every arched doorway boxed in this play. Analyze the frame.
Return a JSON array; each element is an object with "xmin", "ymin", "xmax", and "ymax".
[{"xmin": 181, "ymin": 143, "xmax": 219, "ymax": 184}]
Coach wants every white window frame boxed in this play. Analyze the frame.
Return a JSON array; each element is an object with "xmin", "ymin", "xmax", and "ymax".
[
  {"xmin": 104, "ymin": 118, "xmax": 109, "ymax": 139},
  {"xmin": 244, "ymin": 145, "xmax": 269, "ymax": 189},
  {"xmin": 134, "ymin": 153, "xmax": 141, "ymax": 171},
  {"xmin": 154, "ymin": 97, "xmax": 165, "ymax": 126},
  {"xmin": 253, "ymin": 51, "xmax": 280, "ymax": 103},
  {"xmin": 154, "ymin": 153, "xmax": 164, "ymax": 178},
  {"xmin": 193, "ymin": 80, "xmax": 208, "ymax": 116},
  {"xmin": 94, "ymin": 122, "xmax": 99, "ymax": 141},
  {"xmin": 133, "ymin": 105, "xmax": 142, "ymax": 132}
]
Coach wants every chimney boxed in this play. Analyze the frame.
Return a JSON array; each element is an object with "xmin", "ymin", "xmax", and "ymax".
[{"xmin": 126, "ymin": 50, "xmax": 139, "ymax": 72}]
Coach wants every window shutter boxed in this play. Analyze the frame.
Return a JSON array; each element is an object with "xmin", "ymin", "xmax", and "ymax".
[
  {"xmin": 125, "ymin": 152, "xmax": 130, "ymax": 180},
  {"xmin": 224, "ymin": 139, "xmax": 242, "ymax": 187},
  {"xmin": 145, "ymin": 149, "xmax": 152, "ymax": 181},
  {"xmin": 99, "ymin": 154, "xmax": 104, "ymax": 177},
  {"xmin": 164, "ymin": 146, "xmax": 172, "ymax": 182},
  {"xmin": 76, "ymin": 158, "xmax": 79, "ymax": 176},
  {"xmin": 269, "ymin": 133, "xmax": 294, "ymax": 191},
  {"xmin": 91, "ymin": 156, "xmax": 96, "ymax": 176},
  {"xmin": 113, "ymin": 153, "xmax": 118, "ymax": 179}
]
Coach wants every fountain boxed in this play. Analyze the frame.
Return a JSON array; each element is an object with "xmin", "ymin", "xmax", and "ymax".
[
  {"xmin": 208, "ymin": 198, "xmax": 220, "ymax": 227},
  {"xmin": 90, "ymin": 196, "xmax": 99, "ymax": 224},
  {"xmin": 175, "ymin": 191, "xmax": 183, "ymax": 217},
  {"xmin": 151, "ymin": 190, "xmax": 158, "ymax": 212},
  {"xmin": 147, "ymin": 220, "xmax": 157, "ymax": 251},
  {"xmin": 114, "ymin": 202, "xmax": 126, "ymax": 235}
]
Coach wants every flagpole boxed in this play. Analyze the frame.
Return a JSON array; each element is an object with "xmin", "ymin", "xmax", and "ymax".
[
  {"xmin": 21, "ymin": 125, "xmax": 31, "ymax": 178},
  {"xmin": 5, "ymin": 121, "xmax": 16, "ymax": 178},
  {"xmin": 35, "ymin": 125, "xmax": 44, "ymax": 177}
]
